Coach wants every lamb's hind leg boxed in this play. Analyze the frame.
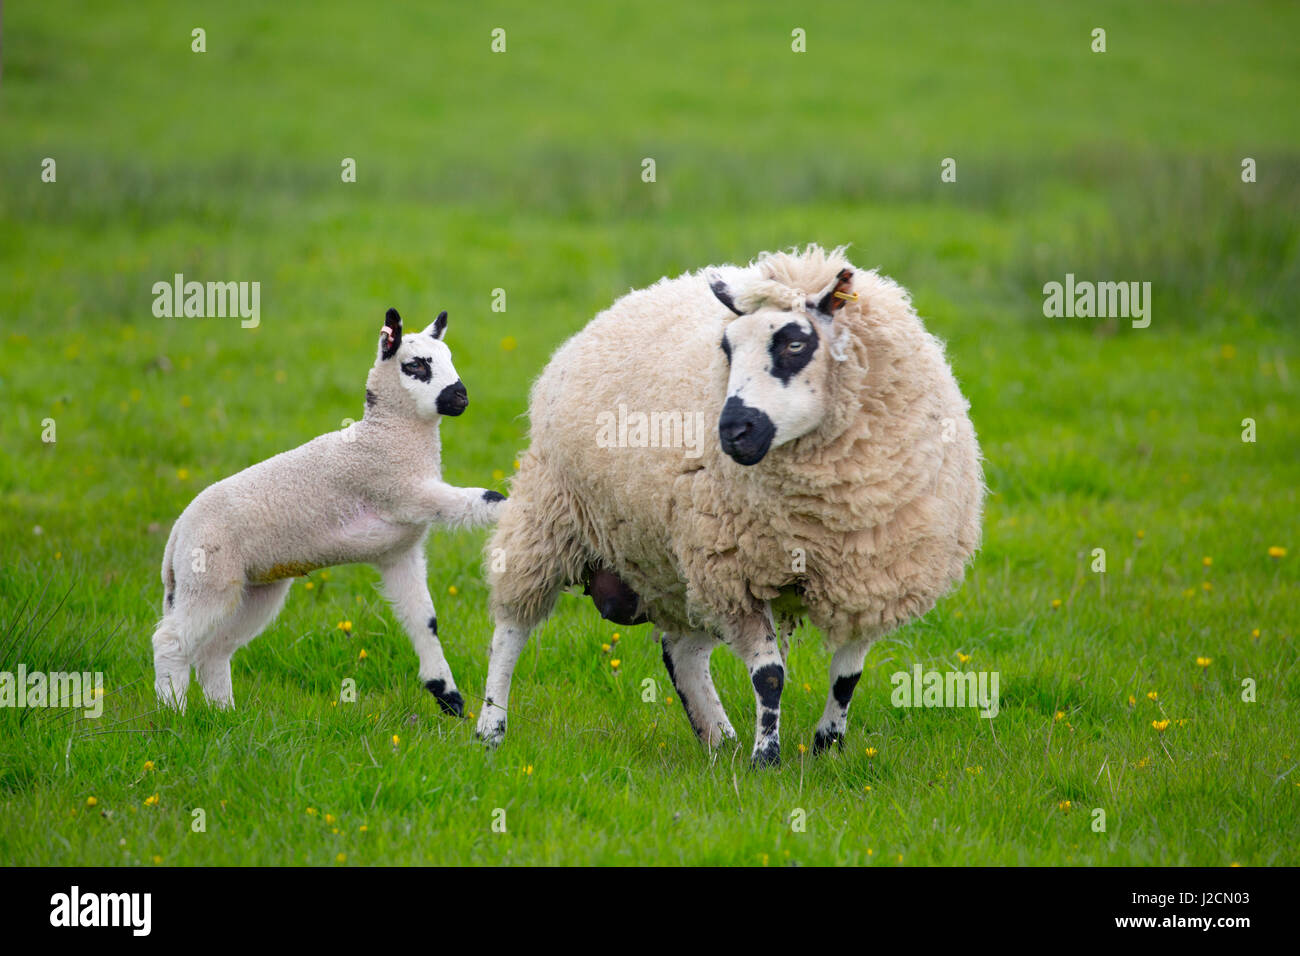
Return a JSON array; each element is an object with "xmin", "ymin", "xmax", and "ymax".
[
  {"xmin": 812, "ymin": 638, "xmax": 872, "ymax": 754},
  {"xmin": 724, "ymin": 610, "xmax": 785, "ymax": 768},
  {"xmin": 195, "ymin": 580, "xmax": 291, "ymax": 709},
  {"xmin": 379, "ymin": 546, "xmax": 463, "ymax": 716},
  {"xmin": 660, "ymin": 630, "xmax": 736, "ymax": 747}
]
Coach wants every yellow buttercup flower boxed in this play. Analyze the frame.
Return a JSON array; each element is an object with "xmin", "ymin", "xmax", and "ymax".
[
  {"xmin": 797, "ymin": 743, "xmax": 807, "ymax": 754},
  {"xmin": 448, "ymin": 585, "xmax": 458, "ymax": 596},
  {"xmin": 865, "ymin": 747, "xmax": 878, "ymax": 758},
  {"xmin": 86, "ymin": 796, "xmax": 98, "ymax": 807},
  {"xmin": 1147, "ymin": 691, "xmax": 1158, "ymax": 701},
  {"xmin": 610, "ymin": 659, "xmax": 621, "ymax": 669},
  {"xmin": 1268, "ymin": 546, "xmax": 1286, "ymax": 559},
  {"xmin": 957, "ymin": 652, "xmax": 971, "ymax": 664},
  {"xmin": 1196, "ymin": 657, "xmax": 1212, "ymax": 669},
  {"xmin": 1202, "ymin": 556, "xmax": 1212, "ymax": 567},
  {"xmin": 144, "ymin": 793, "xmax": 160, "ymax": 807},
  {"xmin": 358, "ymin": 648, "xmax": 367, "ymax": 660},
  {"xmin": 391, "ymin": 735, "xmax": 400, "ymax": 746},
  {"xmin": 1054, "ymin": 711, "xmax": 1065, "ymax": 722},
  {"xmin": 1152, "ymin": 719, "xmax": 1170, "ymax": 732},
  {"xmin": 143, "ymin": 760, "xmax": 155, "ymax": 772},
  {"xmin": 1050, "ymin": 599, "xmax": 1062, "ymax": 609},
  {"xmin": 337, "ymin": 620, "xmax": 352, "ymax": 633}
]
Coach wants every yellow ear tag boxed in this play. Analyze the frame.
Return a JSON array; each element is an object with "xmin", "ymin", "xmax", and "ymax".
[{"xmin": 832, "ymin": 291, "xmax": 858, "ymax": 302}]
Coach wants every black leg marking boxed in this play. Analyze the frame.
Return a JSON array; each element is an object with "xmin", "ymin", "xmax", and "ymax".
[
  {"xmin": 750, "ymin": 663, "xmax": 784, "ymax": 768},
  {"xmin": 752, "ymin": 663, "xmax": 784, "ymax": 709},
  {"xmin": 424, "ymin": 678, "xmax": 464, "ymax": 717},
  {"xmin": 427, "ymin": 615, "xmax": 438, "ymax": 635},
  {"xmin": 482, "ymin": 490, "xmax": 506, "ymax": 503},
  {"xmin": 365, "ymin": 388, "xmax": 377, "ymax": 409},
  {"xmin": 832, "ymin": 672, "xmax": 861, "ymax": 709}
]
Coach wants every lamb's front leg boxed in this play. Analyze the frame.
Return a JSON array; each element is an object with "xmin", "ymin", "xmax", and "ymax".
[
  {"xmin": 410, "ymin": 479, "xmax": 505, "ymax": 530},
  {"xmin": 378, "ymin": 546, "xmax": 463, "ymax": 716},
  {"xmin": 724, "ymin": 610, "xmax": 784, "ymax": 768}
]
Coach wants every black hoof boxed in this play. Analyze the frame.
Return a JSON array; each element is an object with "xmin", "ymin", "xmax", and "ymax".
[
  {"xmin": 424, "ymin": 680, "xmax": 465, "ymax": 717},
  {"xmin": 812, "ymin": 728, "xmax": 843, "ymax": 754},
  {"xmin": 751, "ymin": 741, "xmax": 781, "ymax": 768}
]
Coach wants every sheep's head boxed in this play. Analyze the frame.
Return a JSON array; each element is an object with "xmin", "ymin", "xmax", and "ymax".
[
  {"xmin": 711, "ymin": 267, "xmax": 854, "ymax": 466},
  {"xmin": 375, "ymin": 307, "xmax": 468, "ymax": 419}
]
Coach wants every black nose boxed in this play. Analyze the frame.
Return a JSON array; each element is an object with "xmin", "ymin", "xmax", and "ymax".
[
  {"xmin": 718, "ymin": 395, "xmax": 776, "ymax": 466},
  {"xmin": 436, "ymin": 380, "xmax": 468, "ymax": 416}
]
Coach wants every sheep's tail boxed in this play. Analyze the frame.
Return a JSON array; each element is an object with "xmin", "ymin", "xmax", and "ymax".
[{"xmin": 160, "ymin": 522, "xmax": 179, "ymax": 616}]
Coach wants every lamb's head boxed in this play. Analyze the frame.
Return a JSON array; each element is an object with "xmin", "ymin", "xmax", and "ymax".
[
  {"xmin": 372, "ymin": 307, "xmax": 468, "ymax": 419},
  {"xmin": 710, "ymin": 266, "xmax": 855, "ymax": 465}
]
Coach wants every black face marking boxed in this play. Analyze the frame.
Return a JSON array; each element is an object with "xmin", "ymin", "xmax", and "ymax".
[
  {"xmin": 482, "ymin": 490, "xmax": 506, "ymax": 503},
  {"xmin": 365, "ymin": 388, "xmax": 377, "ymax": 408},
  {"xmin": 165, "ymin": 591, "xmax": 174, "ymax": 609},
  {"xmin": 436, "ymin": 380, "xmax": 468, "ymax": 416},
  {"xmin": 768, "ymin": 320, "xmax": 819, "ymax": 385},
  {"xmin": 401, "ymin": 356, "xmax": 432, "ymax": 383},
  {"xmin": 718, "ymin": 395, "xmax": 776, "ymax": 466},
  {"xmin": 424, "ymin": 679, "xmax": 464, "ymax": 717},
  {"xmin": 831, "ymin": 672, "xmax": 861, "ymax": 709},
  {"xmin": 427, "ymin": 615, "xmax": 437, "ymax": 635},
  {"xmin": 751, "ymin": 662, "xmax": 784, "ymax": 709},
  {"xmin": 720, "ymin": 334, "xmax": 732, "ymax": 363}
]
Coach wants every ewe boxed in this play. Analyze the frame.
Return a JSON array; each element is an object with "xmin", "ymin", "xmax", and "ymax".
[
  {"xmin": 152, "ymin": 309, "xmax": 504, "ymax": 713},
  {"xmin": 477, "ymin": 246, "xmax": 984, "ymax": 765}
]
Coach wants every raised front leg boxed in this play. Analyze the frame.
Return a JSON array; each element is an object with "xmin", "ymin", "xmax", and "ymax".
[
  {"xmin": 723, "ymin": 611, "xmax": 785, "ymax": 767},
  {"xmin": 812, "ymin": 638, "xmax": 872, "ymax": 753},
  {"xmin": 660, "ymin": 630, "xmax": 736, "ymax": 747},
  {"xmin": 379, "ymin": 546, "xmax": 463, "ymax": 716},
  {"xmin": 401, "ymin": 479, "xmax": 506, "ymax": 530}
]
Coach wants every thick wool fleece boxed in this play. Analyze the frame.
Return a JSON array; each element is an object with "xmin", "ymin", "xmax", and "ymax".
[{"xmin": 490, "ymin": 246, "xmax": 984, "ymax": 648}]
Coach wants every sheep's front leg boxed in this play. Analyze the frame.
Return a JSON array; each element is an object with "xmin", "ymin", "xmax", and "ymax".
[
  {"xmin": 724, "ymin": 611, "xmax": 785, "ymax": 767},
  {"xmin": 379, "ymin": 546, "xmax": 463, "ymax": 716},
  {"xmin": 660, "ymin": 630, "xmax": 736, "ymax": 747},
  {"xmin": 812, "ymin": 638, "xmax": 871, "ymax": 753}
]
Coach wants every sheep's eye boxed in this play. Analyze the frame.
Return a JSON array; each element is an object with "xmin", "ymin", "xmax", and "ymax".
[{"xmin": 786, "ymin": 341, "xmax": 805, "ymax": 354}]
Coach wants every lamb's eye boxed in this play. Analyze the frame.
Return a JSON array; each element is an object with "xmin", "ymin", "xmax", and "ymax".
[{"xmin": 786, "ymin": 341, "xmax": 805, "ymax": 354}]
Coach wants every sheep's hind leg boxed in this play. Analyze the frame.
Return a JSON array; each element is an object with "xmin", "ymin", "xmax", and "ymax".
[
  {"xmin": 724, "ymin": 611, "xmax": 785, "ymax": 768},
  {"xmin": 660, "ymin": 630, "xmax": 735, "ymax": 747},
  {"xmin": 475, "ymin": 616, "xmax": 533, "ymax": 747},
  {"xmin": 812, "ymin": 638, "xmax": 871, "ymax": 754},
  {"xmin": 195, "ymin": 580, "xmax": 291, "ymax": 709},
  {"xmin": 379, "ymin": 547, "xmax": 463, "ymax": 716}
]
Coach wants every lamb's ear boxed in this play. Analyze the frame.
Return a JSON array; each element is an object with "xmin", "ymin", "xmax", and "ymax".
[
  {"xmin": 811, "ymin": 268, "xmax": 856, "ymax": 318},
  {"xmin": 423, "ymin": 310, "xmax": 448, "ymax": 341},
  {"xmin": 709, "ymin": 274, "xmax": 744, "ymax": 316},
  {"xmin": 380, "ymin": 307, "xmax": 403, "ymax": 359}
]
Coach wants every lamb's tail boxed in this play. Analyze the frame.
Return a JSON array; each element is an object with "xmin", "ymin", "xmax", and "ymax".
[{"xmin": 160, "ymin": 522, "xmax": 179, "ymax": 616}]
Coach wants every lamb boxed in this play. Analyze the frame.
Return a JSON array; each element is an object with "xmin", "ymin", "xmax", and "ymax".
[
  {"xmin": 151, "ymin": 307, "xmax": 505, "ymax": 713},
  {"xmin": 475, "ymin": 245, "xmax": 984, "ymax": 765}
]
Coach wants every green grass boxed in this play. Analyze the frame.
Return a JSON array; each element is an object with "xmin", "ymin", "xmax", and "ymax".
[{"xmin": 1, "ymin": 0, "xmax": 1297, "ymax": 865}]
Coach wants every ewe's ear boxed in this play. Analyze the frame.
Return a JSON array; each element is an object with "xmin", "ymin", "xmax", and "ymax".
[
  {"xmin": 423, "ymin": 310, "xmax": 448, "ymax": 341},
  {"xmin": 380, "ymin": 307, "xmax": 403, "ymax": 359},
  {"xmin": 811, "ymin": 268, "xmax": 856, "ymax": 318},
  {"xmin": 708, "ymin": 274, "xmax": 744, "ymax": 316}
]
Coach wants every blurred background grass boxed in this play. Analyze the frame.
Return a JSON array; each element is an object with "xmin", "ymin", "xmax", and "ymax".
[{"xmin": 0, "ymin": 1, "xmax": 1297, "ymax": 865}]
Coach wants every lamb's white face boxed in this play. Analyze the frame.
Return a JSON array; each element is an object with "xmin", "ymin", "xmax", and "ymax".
[
  {"xmin": 378, "ymin": 309, "xmax": 468, "ymax": 419},
  {"xmin": 718, "ymin": 310, "xmax": 829, "ymax": 465}
]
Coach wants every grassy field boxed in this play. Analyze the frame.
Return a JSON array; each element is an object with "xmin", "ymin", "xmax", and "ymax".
[{"xmin": 1, "ymin": 0, "xmax": 1297, "ymax": 865}]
